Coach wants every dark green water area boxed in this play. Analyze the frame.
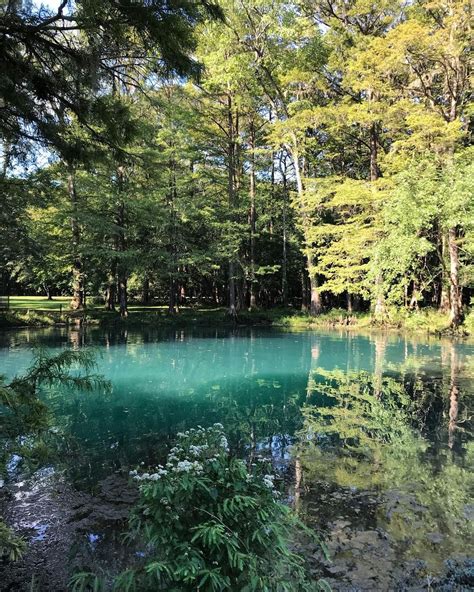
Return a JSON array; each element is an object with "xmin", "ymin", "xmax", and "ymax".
[{"xmin": 1, "ymin": 326, "xmax": 473, "ymax": 590}]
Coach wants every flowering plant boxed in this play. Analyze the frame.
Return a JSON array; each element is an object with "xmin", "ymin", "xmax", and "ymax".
[{"xmin": 119, "ymin": 424, "xmax": 328, "ymax": 591}]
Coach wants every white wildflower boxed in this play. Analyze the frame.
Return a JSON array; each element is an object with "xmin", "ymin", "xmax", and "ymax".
[
  {"xmin": 263, "ymin": 474, "xmax": 275, "ymax": 489},
  {"xmin": 176, "ymin": 460, "xmax": 194, "ymax": 472},
  {"xmin": 193, "ymin": 461, "xmax": 203, "ymax": 474}
]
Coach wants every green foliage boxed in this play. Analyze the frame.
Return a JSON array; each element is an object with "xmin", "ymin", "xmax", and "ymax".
[
  {"xmin": 0, "ymin": 520, "xmax": 26, "ymax": 562},
  {"xmin": 0, "ymin": 349, "xmax": 110, "ymax": 563},
  {"xmin": 70, "ymin": 572, "xmax": 108, "ymax": 592},
  {"xmin": 1, "ymin": 0, "xmax": 473, "ymax": 324},
  {"xmin": 0, "ymin": 347, "xmax": 110, "ymax": 475},
  {"xmin": 0, "ymin": 0, "xmax": 222, "ymax": 153},
  {"xmin": 108, "ymin": 425, "xmax": 328, "ymax": 591},
  {"xmin": 376, "ymin": 151, "xmax": 474, "ymax": 307}
]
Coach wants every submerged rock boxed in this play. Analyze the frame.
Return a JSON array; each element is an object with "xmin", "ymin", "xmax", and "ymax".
[{"xmin": 299, "ymin": 481, "xmax": 474, "ymax": 591}]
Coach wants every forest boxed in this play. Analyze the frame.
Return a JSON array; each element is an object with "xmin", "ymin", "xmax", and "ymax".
[
  {"xmin": 0, "ymin": 0, "xmax": 472, "ymax": 328},
  {"xmin": 0, "ymin": 2, "xmax": 473, "ymax": 590}
]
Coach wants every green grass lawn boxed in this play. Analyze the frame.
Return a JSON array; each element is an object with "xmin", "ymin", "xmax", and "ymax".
[
  {"xmin": 6, "ymin": 296, "xmax": 217, "ymax": 313},
  {"xmin": 4, "ymin": 297, "xmax": 233, "ymax": 322},
  {"xmin": 6, "ymin": 296, "xmax": 72, "ymax": 311}
]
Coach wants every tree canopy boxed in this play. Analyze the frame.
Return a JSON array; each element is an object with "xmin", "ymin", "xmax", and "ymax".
[{"xmin": 0, "ymin": 0, "xmax": 472, "ymax": 327}]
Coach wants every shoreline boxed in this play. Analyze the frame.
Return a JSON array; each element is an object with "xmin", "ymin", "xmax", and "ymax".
[{"xmin": 1, "ymin": 305, "xmax": 472, "ymax": 339}]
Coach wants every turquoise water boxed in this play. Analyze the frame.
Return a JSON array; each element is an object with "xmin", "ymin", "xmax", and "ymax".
[
  {"xmin": 0, "ymin": 327, "xmax": 472, "ymax": 483},
  {"xmin": 1, "ymin": 326, "xmax": 473, "ymax": 583}
]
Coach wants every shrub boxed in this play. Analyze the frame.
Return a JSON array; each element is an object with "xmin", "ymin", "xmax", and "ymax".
[{"xmin": 112, "ymin": 425, "xmax": 329, "ymax": 591}]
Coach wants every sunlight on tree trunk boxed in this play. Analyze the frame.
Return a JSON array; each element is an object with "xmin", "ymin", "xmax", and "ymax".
[{"xmin": 448, "ymin": 227, "xmax": 463, "ymax": 328}]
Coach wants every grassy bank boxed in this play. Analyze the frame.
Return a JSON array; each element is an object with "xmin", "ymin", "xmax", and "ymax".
[
  {"xmin": 274, "ymin": 307, "xmax": 474, "ymax": 335},
  {"xmin": 0, "ymin": 298, "xmax": 274, "ymax": 330},
  {"xmin": 0, "ymin": 297, "xmax": 472, "ymax": 335}
]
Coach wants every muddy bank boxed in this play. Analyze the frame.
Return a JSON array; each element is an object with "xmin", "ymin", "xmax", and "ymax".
[
  {"xmin": 2, "ymin": 467, "xmax": 473, "ymax": 591},
  {"xmin": 0, "ymin": 470, "xmax": 137, "ymax": 591}
]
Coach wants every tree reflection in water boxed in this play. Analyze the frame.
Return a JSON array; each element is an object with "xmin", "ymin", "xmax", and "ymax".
[{"xmin": 296, "ymin": 355, "xmax": 473, "ymax": 570}]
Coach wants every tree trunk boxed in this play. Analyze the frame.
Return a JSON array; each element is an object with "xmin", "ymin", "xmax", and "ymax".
[
  {"xmin": 409, "ymin": 281, "xmax": 419, "ymax": 310},
  {"xmin": 116, "ymin": 166, "xmax": 128, "ymax": 318},
  {"xmin": 1, "ymin": 139, "xmax": 11, "ymax": 177},
  {"xmin": 290, "ymin": 140, "xmax": 322, "ymax": 316},
  {"xmin": 439, "ymin": 231, "xmax": 451, "ymax": 312},
  {"xmin": 142, "ymin": 275, "xmax": 150, "ymax": 305},
  {"xmin": 213, "ymin": 272, "xmax": 220, "ymax": 305},
  {"xmin": 249, "ymin": 122, "xmax": 257, "ymax": 310},
  {"xmin": 374, "ymin": 285, "xmax": 385, "ymax": 318},
  {"xmin": 68, "ymin": 166, "xmax": 84, "ymax": 310},
  {"xmin": 347, "ymin": 292, "xmax": 353, "ymax": 313},
  {"xmin": 105, "ymin": 264, "xmax": 116, "ymax": 311},
  {"xmin": 369, "ymin": 122, "xmax": 379, "ymax": 182},
  {"xmin": 301, "ymin": 264, "xmax": 309, "ymax": 312},
  {"xmin": 168, "ymin": 163, "xmax": 178, "ymax": 315},
  {"xmin": 369, "ymin": 114, "xmax": 386, "ymax": 318},
  {"xmin": 236, "ymin": 275, "xmax": 244, "ymax": 311},
  {"xmin": 308, "ymin": 258, "xmax": 322, "ymax": 315},
  {"xmin": 227, "ymin": 92, "xmax": 237, "ymax": 318},
  {"xmin": 448, "ymin": 226, "xmax": 463, "ymax": 327},
  {"xmin": 445, "ymin": 12, "xmax": 464, "ymax": 328},
  {"xmin": 179, "ymin": 284, "xmax": 186, "ymax": 305},
  {"xmin": 229, "ymin": 261, "xmax": 237, "ymax": 316},
  {"xmin": 168, "ymin": 275, "xmax": 176, "ymax": 314},
  {"xmin": 118, "ymin": 274, "xmax": 127, "ymax": 318},
  {"xmin": 281, "ymin": 163, "xmax": 288, "ymax": 307}
]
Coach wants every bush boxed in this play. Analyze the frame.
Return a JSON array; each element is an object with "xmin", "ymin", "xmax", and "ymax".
[{"xmin": 110, "ymin": 425, "xmax": 328, "ymax": 591}]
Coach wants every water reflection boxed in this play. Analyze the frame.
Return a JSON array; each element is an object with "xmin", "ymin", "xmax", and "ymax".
[
  {"xmin": 296, "ymin": 357, "xmax": 474, "ymax": 573},
  {"xmin": 0, "ymin": 326, "xmax": 473, "ymax": 584}
]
